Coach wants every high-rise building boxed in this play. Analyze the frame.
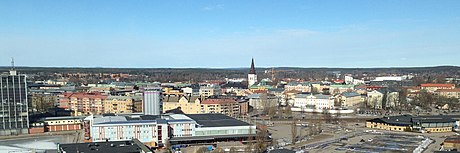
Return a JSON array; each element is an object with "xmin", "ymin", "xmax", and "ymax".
[
  {"xmin": 247, "ymin": 58, "xmax": 257, "ymax": 87},
  {"xmin": 143, "ymin": 87, "xmax": 162, "ymax": 115},
  {"xmin": 0, "ymin": 64, "xmax": 29, "ymax": 136}
]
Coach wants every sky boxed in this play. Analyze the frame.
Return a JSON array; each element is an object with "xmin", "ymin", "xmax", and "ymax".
[{"xmin": 0, "ymin": 0, "xmax": 459, "ymax": 68}]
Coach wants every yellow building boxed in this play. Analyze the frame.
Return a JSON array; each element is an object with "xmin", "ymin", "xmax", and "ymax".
[
  {"xmin": 200, "ymin": 98, "xmax": 240, "ymax": 117},
  {"xmin": 104, "ymin": 96, "xmax": 134, "ymax": 114},
  {"xmin": 163, "ymin": 87, "xmax": 182, "ymax": 95},
  {"xmin": 338, "ymin": 92, "xmax": 362, "ymax": 108},
  {"xmin": 366, "ymin": 115, "xmax": 458, "ymax": 133},
  {"xmin": 435, "ymin": 88, "xmax": 460, "ymax": 99},
  {"xmin": 162, "ymin": 95, "xmax": 202, "ymax": 114}
]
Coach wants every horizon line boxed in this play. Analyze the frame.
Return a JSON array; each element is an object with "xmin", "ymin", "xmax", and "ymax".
[{"xmin": 0, "ymin": 65, "xmax": 458, "ymax": 69}]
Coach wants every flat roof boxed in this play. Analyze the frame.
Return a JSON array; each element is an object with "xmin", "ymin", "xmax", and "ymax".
[
  {"xmin": 185, "ymin": 114, "xmax": 252, "ymax": 127},
  {"xmin": 169, "ymin": 134, "xmax": 256, "ymax": 142},
  {"xmin": 59, "ymin": 140, "xmax": 151, "ymax": 153}
]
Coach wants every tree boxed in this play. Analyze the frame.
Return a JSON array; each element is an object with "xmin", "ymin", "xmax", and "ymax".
[
  {"xmin": 229, "ymin": 147, "xmax": 237, "ymax": 153},
  {"xmin": 195, "ymin": 147, "xmax": 209, "ymax": 153},
  {"xmin": 267, "ymin": 106, "xmax": 277, "ymax": 118},
  {"xmin": 291, "ymin": 120, "xmax": 297, "ymax": 145},
  {"xmin": 415, "ymin": 90, "xmax": 434, "ymax": 110},
  {"xmin": 284, "ymin": 104, "xmax": 292, "ymax": 117},
  {"xmin": 254, "ymin": 129, "xmax": 268, "ymax": 153},
  {"xmin": 322, "ymin": 109, "xmax": 333, "ymax": 123}
]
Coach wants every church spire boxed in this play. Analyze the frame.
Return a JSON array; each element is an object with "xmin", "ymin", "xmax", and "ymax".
[{"xmin": 249, "ymin": 58, "xmax": 255, "ymax": 74}]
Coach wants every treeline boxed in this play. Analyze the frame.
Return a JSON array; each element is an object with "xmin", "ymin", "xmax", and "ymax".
[{"xmin": 1, "ymin": 66, "xmax": 459, "ymax": 83}]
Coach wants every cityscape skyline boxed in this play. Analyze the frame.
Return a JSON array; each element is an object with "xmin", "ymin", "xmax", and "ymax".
[{"xmin": 1, "ymin": 1, "xmax": 460, "ymax": 68}]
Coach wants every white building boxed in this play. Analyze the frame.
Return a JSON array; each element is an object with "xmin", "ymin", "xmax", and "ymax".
[
  {"xmin": 294, "ymin": 94, "xmax": 335, "ymax": 110},
  {"xmin": 373, "ymin": 76, "xmax": 404, "ymax": 81},
  {"xmin": 248, "ymin": 58, "xmax": 258, "ymax": 87}
]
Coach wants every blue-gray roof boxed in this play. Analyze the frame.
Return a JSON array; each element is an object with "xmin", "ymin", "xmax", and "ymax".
[{"xmin": 341, "ymin": 92, "xmax": 361, "ymax": 97}]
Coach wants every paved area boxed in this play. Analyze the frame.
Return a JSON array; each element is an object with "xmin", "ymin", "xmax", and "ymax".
[{"xmin": 0, "ymin": 130, "xmax": 83, "ymax": 153}]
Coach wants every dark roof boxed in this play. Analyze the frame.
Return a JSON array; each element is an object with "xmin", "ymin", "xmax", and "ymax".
[
  {"xmin": 185, "ymin": 114, "xmax": 251, "ymax": 127},
  {"xmin": 250, "ymin": 58, "xmax": 256, "ymax": 74},
  {"xmin": 367, "ymin": 115, "xmax": 413, "ymax": 126},
  {"xmin": 59, "ymin": 140, "xmax": 151, "ymax": 153},
  {"xmin": 368, "ymin": 114, "xmax": 460, "ymax": 126},
  {"xmin": 164, "ymin": 107, "xmax": 185, "ymax": 114},
  {"xmin": 221, "ymin": 82, "xmax": 247, "ymax": 89},
  {"xmin": 139, "ymin": 115, "xmax": 162, "ymax": 120},
  {"xmin": 169, "ymin": 134, "xmax": 256, "ymax": 142},
  {"xmin": 412, "ymin": 115, "xmax": 460, "ymax": 123},
  {"xmin": 341, "ymin": 92, "xmax": 361, "ymax": 97}
]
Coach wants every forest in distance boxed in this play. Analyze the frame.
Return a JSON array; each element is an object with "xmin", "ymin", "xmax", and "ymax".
[{"xmin": 1, "ymin": 66, "xmax": 459, "ymax": 83}]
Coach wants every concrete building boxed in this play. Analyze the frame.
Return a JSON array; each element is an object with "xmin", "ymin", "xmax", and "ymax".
[
  {"xmin": 84, "ymin": 113, "xmax": 256, "ymax": 147},
  {"xmin": 328, "ymin": 84, "xmax": 354, "ymax": 94},
  {"xmin": 338, "ymin": 92, "xmax": 362, "ymax": 108},
  {"xmin": 421, "ymin": 84, "xmax": 455, "ymax": 92},
  {"xmin": 104, "ymin": 96, "xmax": 134, "ymax": 114},
  {"xmin": 373, "ymin": 76, "xmax": 404, "ymax": 81},
  {"xmin": 0, "ymin": 68, "xmax": 29, "ymax": 136},
  {"xmin": 199, "ymin": 84, "xmax": 221, "ymax": 97},
  {"xmin": 367, "ymin": 90, "xmax": 384, "ymax": 109},
  {"xmin": 248, "ymin": 58, "xmax": 258, "ymax": 87},
  {"xmin": 284, "ymin": 82, "xmax": 311, "ymax": 92},
  {"xmin": 43, "ymin": 116, "xmax": 83, "ymax": 132},
  {"xmin": 221, "ymin": 82, "xmax": 247, "ymax": 96},
  {"xmin": 201, "ymin": 98, "xmax": 240, "ymax": 117},
  {"xmin": 57, "ymin": 92, "xmax": 108, "ymax": 115},
  {"xmin": 248, "ymin": 93, "xmax": 279, "ymax": 110},
  {"xmin": 162, "ymin": 95, "xmax": 202, "ymax": 114},
  {"xmin": 143, "ymin": 87, "xmax": 162, "ymax": 115},
  {"xmin": 435, "ymin": 88, "xmax": 460, "ymax": 98},
  {"xmin": 293, "ymin": 94, "xmax": 335, "ymax": 109}
]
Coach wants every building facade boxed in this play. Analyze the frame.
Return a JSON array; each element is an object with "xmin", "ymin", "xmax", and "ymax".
[
  {"xmin": 421, "ymin": 83, "xmax": 455, "ymax": 92},
  {"xmin": 434, "ymin": 88, "xmax": 460, "ymax": 99},
  {"xmin": 85, "ymin": 114, "xmax": 256, "ymax": 147},
  {"xmin": 338, "ymin": 92, "xmax": 362, "ymax": 108},
  {"xmin": 68, "ymin": 92, "xmax": 107, "ymax": 115},
  {"xmin": 162, "ymin": 95, "xmax": 202, "ymax": 114},
  {"xmin": 201, "ymin": 98, "xmax": 240, "ymax": 117},
  {"xmin": 104, "ymin": 96, "xmax": 134, "ymax": 114},
  {"xmin": 0, "ymin": 70, "xmax": 29, "ymax": 136},
  {"xmin": 293, "ymin": 94, "xmax": 335, "ymax": 109},
  {"xmin": 143, "ymin": 88, "xmax": 162, "ymax": 115}
]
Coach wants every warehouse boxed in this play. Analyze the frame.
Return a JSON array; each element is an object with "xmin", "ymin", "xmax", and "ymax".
[{"xmin": 366, "ymin": 115, "xmax": 460, "ymax": 133}]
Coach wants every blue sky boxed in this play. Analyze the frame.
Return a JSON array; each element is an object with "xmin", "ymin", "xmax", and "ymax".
[{"xmin": 1, "ymin": 0, "xmax": 459, "ymax": 68}]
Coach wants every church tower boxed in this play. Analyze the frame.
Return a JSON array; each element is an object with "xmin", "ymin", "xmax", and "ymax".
[{"xmin": 248, "ymin": 58, "xmax": 257, "ymax": 87}]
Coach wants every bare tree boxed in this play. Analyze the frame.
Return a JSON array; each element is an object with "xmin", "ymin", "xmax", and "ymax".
[
  {"xmin": 291, "ymin": 120, "xmax": 297, "ymax": 145},
  {"xmin": 195, "ymin": 147, "xmax": 209, "ymax": 153},
  {"xmin": 322, "ymin": 109, "xmax": 332, "ymax": 123},
  {"xmin": 229, "ymin": 147, "xmax": 237, "ymax": 153}
]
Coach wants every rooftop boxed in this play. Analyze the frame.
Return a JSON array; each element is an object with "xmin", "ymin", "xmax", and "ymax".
[
  {"xmin": 201, "ymin": 98, "xmax": 237, "ymax": 104},
  {"xmin": 421, "ymin": 83, "xmax": 455, "ymax": 87},
  {"xmin": 58, "ymin": 139, "xmax": 152, "ymax": 153},
  {"xmin": 185, "ymin": 114, "xmax": 252, "ymax": 127}
]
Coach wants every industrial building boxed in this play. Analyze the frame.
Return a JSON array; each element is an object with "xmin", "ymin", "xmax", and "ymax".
[{"xmin": 366, "ymin": 115, "xmax": 460, "ymax": 133}]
